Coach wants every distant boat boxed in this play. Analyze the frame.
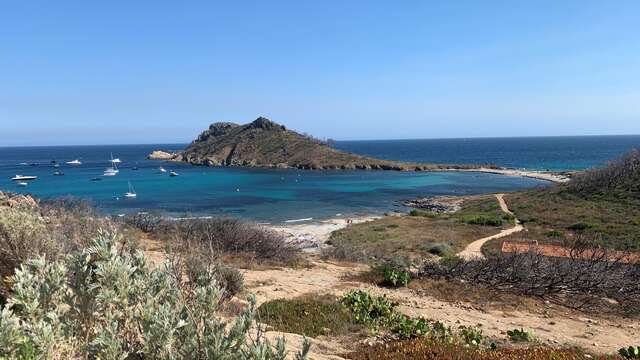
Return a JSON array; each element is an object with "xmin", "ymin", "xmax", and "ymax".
[
  {"xmin": 19, "ymin": 162, "xmax": 29, "ymax": 166},
  {"xmin": 103, "ymin": 154, "xmax": 119, "ymax": 176},
  {"xmin": 53, "ymin": 163, "xmax": 60, "ymax": 168},
  {"xmin": 16, "ymin": 182, "xmax": 28, "ymax": 187},
  {"xmin": 110, "ymin": 153, "xmax": 122, "ymax": 164},
  {"xmin": 66, "ymin": 159, "xmax": 82, "ymax": 165},
  {"xmin": 169, "ymin": 171, "xmax": 179, "ymax": 177},
  {"xmin": 90, "ymin": 177, "xmax": 102, "ymax": 181},
  {"xmin": 11, "ymin": 175, "xmax": 37, "ymax": 181},
  {"xmin": 124, "ymin": 181, "xmax": 137, "ymax": 198},
  {"xmin": 53, "ymin": 171, "xmax": 64, "ymax": 176},
  {"xmin": 159, "ymin": 166, "xmax": 167, "ymax": 173}
]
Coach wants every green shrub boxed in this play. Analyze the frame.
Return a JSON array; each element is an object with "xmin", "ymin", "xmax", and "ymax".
[
  {"xmin": 459, "ymin": 324, "xmax": 484, "ymax": 346},
  {"xmin": 390, "ymin": 315, "xmax": 432, "ymax": 339},
  {"xmin": 382, "ymin": 266, "xmax": 411, "ymax": 287},
  {"xmin": 462, "ymin": 215, "xmax": 503, "ymax": 227},
  {"xmin": 409, "ymin": 209, "xmax": 439, "ymax": 218},
  {"xmin": 341, "ymin": 289, "xmax": 396, "ymax": 326},
  {"xmin": 507, "ymin": 328, "xmax": 536, "ymax": 342},
  {"xmin": 619, "ymin": 346, "xmax": 640, "ymax": 359},
  {"xmin": 257, "ymin": 297, "xmax": 359, "ymax": 337},
  {"xmin": 0, "ymin": 230, "xmax": 309, "ymax": 359},
  {"xmin": 424, "ymin": 242, "xmax": 453, "ymax": 257}
]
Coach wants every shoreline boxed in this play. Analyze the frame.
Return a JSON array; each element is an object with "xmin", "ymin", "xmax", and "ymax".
[
  {"xmin": 446, "ymin": 167, "xmax": 571, "ymax": 184},
  {"xmin": 267, "ymin": 215, "xmax": 382, "ymax": 251}
]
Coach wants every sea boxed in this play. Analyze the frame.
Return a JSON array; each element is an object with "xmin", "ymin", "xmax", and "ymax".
[{"xmin": 1, "ymin": 135, "xmax": 638, "ymax": 223}]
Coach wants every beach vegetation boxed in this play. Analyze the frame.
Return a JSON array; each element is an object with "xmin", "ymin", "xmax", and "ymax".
[
  {"xmin": 619, "ymin": 346, "xmax": 640, "ymax": 359},
  {"xmin": 257, "ymin": 296, "xmax": 364, "ymax": 338},
  {"xmin": 0, "ymin": 230, "xmax": 309, "ymax": 359},
  {"xmin": 507, "ymin": 328, "xmax": 536, "ymax": 342}
]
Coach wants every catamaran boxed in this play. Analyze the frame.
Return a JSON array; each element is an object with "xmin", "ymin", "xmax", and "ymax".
[
  {"xmin": 66, "ymin": 159, "xmax": 82, "ymax": 165},
  {"xmin": 11, "ymin": 175, "xmax": 37, "ymax": 181},
  {"xmin": 124, "ymin": 181, "xmax": 137, "ymax": 198}
]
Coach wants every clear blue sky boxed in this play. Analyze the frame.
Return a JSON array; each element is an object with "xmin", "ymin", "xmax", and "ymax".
[{"xmin": 1, "ymin": 1, "xmax": 639, "ymax": 146}]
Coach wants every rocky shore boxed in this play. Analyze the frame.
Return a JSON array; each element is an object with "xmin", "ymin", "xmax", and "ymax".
[{"xmin": 403, "ymin": 196, "xmax": 463, "ymax": 213}]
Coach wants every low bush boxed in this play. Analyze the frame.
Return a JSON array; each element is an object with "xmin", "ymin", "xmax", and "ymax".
[
  {"xmin": 257, "ymin": 296, "xmax": 362, "ymax": 337},
  {"xmin": 424, "ymin": 242, "xmax": 454, "ymax": 257},
  {"xmin": 341, "ymin": 289, "xmax": 396, "ymax": 326},
  {"xmin": 619, "ymin": 346, "xmax": 640, "ymax": 359},
  {"xmin": 381, "ymin": 265, "xmax": 411, "ymax": 287},
  {"xmin": 462, "ymin": 215, "xmax": 503, "ymax": 227},
  {"xmin": 139, "ymin": 216, "xmax": 300, "ymax": 265},
  {"xmin": 544, "ymin": 230, "xmax": 563, "ymax": 238},
  {"xmin": 567, "ymin": 222, "xmax": 593, "ymax": 231},
  {"xmin": 0, "ymin": 230, "xmax": 310, "ymax": 359},
  {"xmin": 409, "ymin": 209, "xmax": 439, "ymax": 218},
  {"xmin": 459, "ymin": 324, "xmax": 485, "ymax": 346},
  {"xmin": 507, "ymin": 328, "xmax": 536, "ymax": 343}
]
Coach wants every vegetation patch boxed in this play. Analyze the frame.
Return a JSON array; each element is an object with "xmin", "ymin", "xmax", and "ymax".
[
  {"xmin": 344, "ymin": 338, "xmax": 605, "ymax": 360},
  {"xmin": 257, "ymin": 296, "xmax": 363, "ymax": 338},
  {"xmin": 327, "ymin": 196, "xmax": 507, "ymax": 262}
]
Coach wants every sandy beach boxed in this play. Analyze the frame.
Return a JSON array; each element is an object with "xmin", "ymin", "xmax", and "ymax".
[
  {"xmin": 268, "ymin": 215, "xmax": 382, "ymax": 251},
  {"xmin": 450, "ymin": 167, "xmax": 571, "ymax": 183}
]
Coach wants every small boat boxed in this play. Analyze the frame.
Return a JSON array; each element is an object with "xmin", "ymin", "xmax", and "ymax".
[
  {"xmin": 53, "ymin": 171, "xmax": 64, "ymax": 176},
  {"xmin": 19, "ymin": 162, "xmax": 28, "ymax": 166},
  {"xmin": 159, "ymin": 166, "xmax": 167, "ymax": 173},
  {"xmin": 66, "ymin": 159, "xmax": 82, "ymax": 165},
  {"xmin": 90, "ymin": 177, "xmax": 102, "ymax": 181},
  {"xmin": 53, "ymin": 163, "xmax": 60, "ymax": 168},
  {"xmin": 103, "ymin": 168, "xmax": 118, "ymax": 176},
  {"xmin": 124, "ymin": 181, "xmax": 137, "ymax": 198},
  {"xmin": 16, "ymin": 182, "xmax": 28, "ymax": 187},
  {"xmin": 169, "ymin": 171, "xmax": 179, "ymax": 177},
  {"xmin": 110, "ymin": 153, "xmax": 122, "ymax": 164},
  {"xmin": 11, "ymin": 175, "xmax": 38, "ymax": 181}
]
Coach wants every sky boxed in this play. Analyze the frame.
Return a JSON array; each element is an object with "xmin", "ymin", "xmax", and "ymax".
[{"xmin": 1, "ymin": 1, "xmax": 639, "ymax": 146}]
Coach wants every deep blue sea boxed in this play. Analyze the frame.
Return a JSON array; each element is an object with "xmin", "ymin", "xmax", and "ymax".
[{"xmin": 1, "ymin": 135, "xmax": 638, "ymax": 223}]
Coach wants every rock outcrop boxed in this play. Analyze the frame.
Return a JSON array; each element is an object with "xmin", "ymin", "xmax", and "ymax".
[{"xmin": 147, "ymin": 150, "xmax": 180, "ymax": 161}]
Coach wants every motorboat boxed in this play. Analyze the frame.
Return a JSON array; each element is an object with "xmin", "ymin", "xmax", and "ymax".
[
  {"xmin": 159, "ymin": 166, "xmax": 167, "ymax": 173},
  {"xmin": 66, "ymin": 159, "xmax": 82, "ymax": 165},
  {"xmin": 169, "ymin": 171, "xmax": 179, "ymax": 177},
  {"xmin": 11, "ymin": 175, "xmax": 37, "ymax": 181},
  {"xmin": 53, "ymin": 171, "xmax": 64, "ymax": 176}
]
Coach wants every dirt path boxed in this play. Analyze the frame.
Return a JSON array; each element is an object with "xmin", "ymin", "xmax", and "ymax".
[{"xmin": 457, "ymin": 193, "xmax": 523, "ymax": 260}]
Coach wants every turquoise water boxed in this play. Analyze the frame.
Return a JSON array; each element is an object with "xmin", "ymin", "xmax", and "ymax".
[{"xmin": 0, "ymin": 144, "xmax": 547, "ymax": 222}]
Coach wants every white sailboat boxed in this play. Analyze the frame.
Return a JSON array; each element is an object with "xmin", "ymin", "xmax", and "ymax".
[
  {"xmin": 124, "ymin": 181, "xmax": 137, "ymax": 198},
  {"xmin": 103, "ymin": 154, "xmax": 120, "ymax": 176},
  {"xmin": 66, "ymin": 159, "xmax": 82, "ymax": 165},
  {"xmin": 110, "ymin": 152, "xmax": 122, "ymax": 164}
]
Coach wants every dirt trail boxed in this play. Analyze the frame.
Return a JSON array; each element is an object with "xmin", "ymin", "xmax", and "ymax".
[{"xmin": 457, "ymin": 193, "xmax": 523, "ymax": 260}]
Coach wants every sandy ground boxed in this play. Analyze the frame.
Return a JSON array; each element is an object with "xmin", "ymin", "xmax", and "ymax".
[
  {"xmin": 458, "ymin": 194, "xmax": 524, "ymax": 260},
  {"xmin": 267, "ymin": 216, "xmax": 382, "ymax": 251},
  {"xmin": 450, "ymin": 168, "xmax": 571, "ymax": 183},
  {"xmin": 242, "ymin": 258, "xmax": 640, "ymax": 359}
]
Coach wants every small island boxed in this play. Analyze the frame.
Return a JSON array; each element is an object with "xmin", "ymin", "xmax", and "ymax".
[{"xmin": 150, "ymin": 116, "xmax": 570, "ymax": 183}]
